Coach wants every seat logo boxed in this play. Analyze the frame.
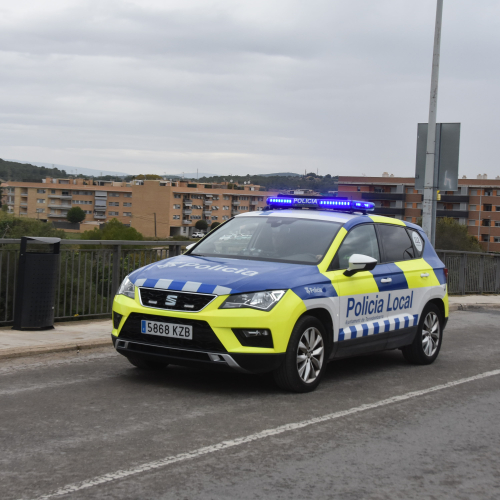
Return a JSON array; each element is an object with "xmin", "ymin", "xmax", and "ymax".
[{"xmin": 165, "ymin": 295, "xmax": 178, "ymax": 306}]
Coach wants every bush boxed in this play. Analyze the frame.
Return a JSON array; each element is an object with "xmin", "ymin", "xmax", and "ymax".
[
  {"xmin": 66, "ymin": 206, "xmax": 86, "ymax": 223},
  {"xmin": 0, "ymin": 213, "xmax": 66, "ymax": 239},
  {"xmin": 210, "ymin": 221, "xmax": 221, "ymax": 230},
  {"xmin": 435, "ymin": 217, "xmax": 483, "ymax": 252},
  {"xmin": 80, "ymin": 219, "xmax": 143, "ymax": 241},
  {"xmin": 195, "ymin": 219, "xmax": 208, "ymax": 231}
]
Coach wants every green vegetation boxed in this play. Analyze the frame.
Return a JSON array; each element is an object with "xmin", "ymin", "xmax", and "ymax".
[
  {"xmin": 66, "ymin": 207, "xmax": 86, "ymax": 224},
  {"xmin": 80, "ymin": 218, "xmax": 143, "ymax": 241},
  {"xmin": 197, "ymin": 174, "xmax": 338, "ymax": 193},
  {"xmin": 0, "ymin": 159, "xmax": 67, "ymax": 182},
  {"xmin": 0, "ymin": 213, "xmax": 66, "ymax": 239},
  {"xmin": 195, "ymin": 219, "xmax": 208, "ymax": 231},
  {"xmin": 210, "ymin": 221, "xmax": 221, "ymax": 230},
  {"xmin": 434, "ymin": 217, "xmax": 483, "ymax": 252}
]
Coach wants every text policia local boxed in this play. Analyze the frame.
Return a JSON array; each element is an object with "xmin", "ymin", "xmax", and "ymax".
[{"xmin": 347, "ymin": 291, "xmax": 414, "ymax": 318}]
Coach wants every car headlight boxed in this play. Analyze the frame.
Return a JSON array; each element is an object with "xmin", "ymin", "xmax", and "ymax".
[
  {"xmin": 220, "ymin": 290, "xmax": 286, "ymax": 311},
  {"xmin": 117, "ymin": 276, "xmax": 136, "ymax": 299}
]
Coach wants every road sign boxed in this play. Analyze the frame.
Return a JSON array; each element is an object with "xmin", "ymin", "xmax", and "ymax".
[{"xmin": 415, "ymin": 123, "xmax": 460, "ymax": 191}]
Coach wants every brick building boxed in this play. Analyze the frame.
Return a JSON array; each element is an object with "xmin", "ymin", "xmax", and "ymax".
[
  {"xmin": 1, "ymin": 177, "xmax": 275, "ymax": 237},
  {"xmin": 338, "ymin": 176, "xmax": 500, "ymax": 253}
]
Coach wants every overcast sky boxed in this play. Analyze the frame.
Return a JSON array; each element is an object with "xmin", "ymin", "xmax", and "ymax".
[{"xmin": 1, "ymin": 0, "xmax": 499, "ymax": 178}]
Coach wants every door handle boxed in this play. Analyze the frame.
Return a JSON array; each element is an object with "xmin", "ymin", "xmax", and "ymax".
[
  {"xmin": 381, "ymin": 278, "xmax": 392, "ymax": 283},
  {"xmin": 421, "ymin": 273, "xmax": 429, "ymax": 278}
]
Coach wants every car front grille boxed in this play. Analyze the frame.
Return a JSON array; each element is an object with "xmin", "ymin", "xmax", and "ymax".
[
  {"xmin": 139, "ymin": 288, "xmax": 216, "ymax": 312},
  {"xmin": 119, "ymin": 312, "xmax": 227, "ymax": 353}
]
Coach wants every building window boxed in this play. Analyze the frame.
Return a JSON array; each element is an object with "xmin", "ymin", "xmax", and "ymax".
[
  {"xmin": 213, "ymin": 196, "xmax": 219, "ymax": 200},
  {"xmin": 174, "ymin": 193, "xmax": 181, "ymax": 198},
  {"xmin": 109, "ymin": 202, "xmax": 119, "ymax": 206},
  {"xmin": 51, "ymin": 189, "xmax": 56, "ymax": 194},
  {"xmin": 494, "ymin": 237, "xmax": 500, "ymax": 243},
  {"xmin": 212, "ymin": 206, "xmax": 218, "ymax": 210},
  {"xmin": 173, "ymin": 215, "xmax": 180, "ymax": 220},
  {"xmin": 223, "ymin": 195, "xmax": 230, "ymax": 200},
  {"xmin": 495, "ymin": 221, "xmax": 500, "ymax": 227},
  {"xmin": 484, "ymin": 204, "xmax": 492, "ymax": 211},
  {"xmin": 405, "ymin": 217, "xmax": 412, "ymax": 222},
  {"xmin": 109, "ymin": 211, "xmax": 119, "ymax": 216},
  {"xmin": 83, "ymin": 210, "xmax": 92, "ymax": 214},
  {"xmin": 123, "ymin": 193, "xmax": 132, "ymax": 198},
  {"xmin": 37, "ymin": 199, "xmax": 46, "ymax": 204},
  {"xmin": 109, "ymin": 193, "xmax": 120, "ymax": 197},
  {"xmin": 482, "ymin": 219, "xmax": 491, "ymax": 227},
  {"xmin": 470, "ymin": 205, "xmax": 477, "ymax": 211},
  {"xmin": 222, "ymin": 215, "xmax": 229, "ymax": 220},
  {"xmin": 37, "ymin": 189, "xmax": 46, "ymax": 194},
  {"xmin": 223, "ymin": 206, "xmax": 229, "ymax": 210},
  {"xmin": 485, "ymin": 190, "xmax": 493, "ymax": 196},
  {"xmin": 240, "ymin": 206, "xmax": 249, "ymax": 210},
  {"xmin": 469, "ymin": 220, "xmax": 475, "ymax": 226},
  {"xmin": 173, "ymin": 204, "xmax": 181, "ymax": 209},
  {"xmin": 123, "ymin": 202, "xmax": 132, "ymax": 207},
  {"xmin": 470, "ymin": 190, "xmax": 477, "ymax": 196},
  {"xmin": 211, "ymin": 216, "xmax": 218, "ymax": 220},
  {"xmin": 123, "ymin": 212, "xmax": 132, "ymax": 217},
  {"xmin": 481, "ymin": 235, "xmax": 489, "ymax": 242},
  {"xmin": 405, "ymin": 203, "xmax": 412, "ymax": 208},
  {"xmin": 416, "ymin": 203, "xmax": 422, "ymax": 209},
  {"xmin": 36, "ymin": 208, "xmax": 45, "ymax": 213}
]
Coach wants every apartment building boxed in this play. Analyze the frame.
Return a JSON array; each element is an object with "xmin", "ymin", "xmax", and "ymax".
[
  {"xmin": 338, "ymin": 175, "xmax": 500, "ymax": 253},
  {"xmin": 1, "ymin": 177, "xmax": 275, "ymax": 237}
]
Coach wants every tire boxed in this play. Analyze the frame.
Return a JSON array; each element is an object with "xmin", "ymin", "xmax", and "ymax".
[
  {"xmin": 273, "ymin": 316, "xmax": 328, "ymax": 393},
  {"xmin": 402, "ymin": 303, "xmax": 443, "ymax": 365},
  {"xmin": 126, "ymin": 354, "xmax": 168, "ymax": 370}
]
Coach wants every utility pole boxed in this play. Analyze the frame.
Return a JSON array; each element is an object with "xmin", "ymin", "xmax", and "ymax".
[
  {"xmin": 422, "ymin": 0, "xmax": 444, "ymax": 245},
  {"xmin": 154, "ymin": 213, "xmax": 157, "ymax": 238}
]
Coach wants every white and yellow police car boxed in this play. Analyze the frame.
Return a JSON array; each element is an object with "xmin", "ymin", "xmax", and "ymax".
[{"xmin": 112, "ymin": 196, "xmax": 448, "ymax": 393}]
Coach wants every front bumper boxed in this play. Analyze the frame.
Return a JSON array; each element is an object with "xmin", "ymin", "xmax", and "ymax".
[
  {"xmin": 112, "ymin": 335, "xmax": 285, "ymax": 373},
  {"xmin": 112, "ymin": 289, "xmax": 305, "ymax": 374}
]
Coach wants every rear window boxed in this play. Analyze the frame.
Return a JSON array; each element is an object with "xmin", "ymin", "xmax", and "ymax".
[{"xmin": 190, "ymin": 216, "xmax": 341, "ymax": 265}]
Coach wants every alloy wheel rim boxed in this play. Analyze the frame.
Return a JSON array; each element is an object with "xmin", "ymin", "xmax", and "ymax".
[
  {"xmin": 422, "ymin": 311, "xmax": 440, "ymax": 357},
  {"xmin": 297, "ymin": 327, "xmax": 324, "ymax": 383}
]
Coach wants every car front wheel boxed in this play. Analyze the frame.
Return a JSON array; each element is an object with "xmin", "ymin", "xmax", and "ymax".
[{"xmin": 273, "ymin": 316, "xmax": 328, "ymax": 393}]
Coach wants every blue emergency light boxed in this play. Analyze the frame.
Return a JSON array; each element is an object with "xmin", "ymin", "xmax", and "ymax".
[{"xmin": 266, "ymin": 196, "xmax": 374, "ymax": 213}]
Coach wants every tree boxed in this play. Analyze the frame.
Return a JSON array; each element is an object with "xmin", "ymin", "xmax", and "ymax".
[
  {"xmin": 434, "ymin": 217, "xmax": 483, "ymax": 252},
  {"xmin": 210, "ymin": 221, "xmax": 221, "ymax": 230},
  {"xmin": 0, "ymin": 213, "xmax": 66, "ymax": 239},
  {"xmin": 80, "ymin": 218, "xmax": 143, "ymax": 241},
  {"xmin": 195, "ymin": 219, "xmax": 208, "ymax": 231},
  {"xmin": 66, "ymin": 206, "xmax": 86, "ymax": 223}
]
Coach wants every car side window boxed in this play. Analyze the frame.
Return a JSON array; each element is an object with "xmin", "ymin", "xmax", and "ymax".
[
  {"xmin": 329, "ymin": 224, "xmax": 380, "ymax": 270},
  {"xmin": 377, "ymin": 224, "xmax": 415, "ymax": 262}
]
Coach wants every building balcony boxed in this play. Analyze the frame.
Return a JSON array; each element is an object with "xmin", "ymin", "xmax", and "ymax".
[
  {"xmin": 20, "ymin": 202, "xmax": 28, "ymax": 207},
  {"xmin": 361, "ymin": 192, "xmax": 405, "ymax": 201},
  {"xmin": 440, "ymin": 195, "xmax": 469, "ymax": 203},
  {"xmin": 251, "ymin": 201, "xmax": 259, "ymax": 205},
  {"xmin": 48, "ymin": 194, "xmax": 73, "ymax": 200},
  {"xmin": 204, "ymin": 200, "xmax": 212, "ymax": 205},
  {"xmin": 373, "ymin": 207, "xmax": 405, "ymax": 216},
  {"xmin": 436, "ymin": 210, "xmax": 469, "ymax": 218},
  {"xmin": 232, "ymin": 201, "xmax": 240, "ymax": 206},
  {"xmin": 48, "ymin": 213, "xmax": 65, "ymax": 218},
  {"xmin": 183, "ymin": 209, "xmax": 192, "ymax": 215},
  {"xmin": 183, "ymin": 200, "xmax": 192, "ymax": 206},
  {"xmin": 204, "ymin": 211, "xmax": 212, "ymax": 216},
  {"xmin": 94, "ymin": 213, "xmax": 106, "ymax": 219},
  {"xmin": 182, "ymin": 220, "xmax": 192, "ymax": 224},
  {"xmin": 20, "ymin": 193, "xmax": 28, "ymax": 197}
]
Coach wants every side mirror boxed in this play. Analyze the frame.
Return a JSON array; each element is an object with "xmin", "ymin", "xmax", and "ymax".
[
  {"xmin": 186, "ymin": 243, "xmax": 195, "ymax": 251},
  {"xmin": 343, "ymin": 254, "xmax": 377, "ymax": 277}
]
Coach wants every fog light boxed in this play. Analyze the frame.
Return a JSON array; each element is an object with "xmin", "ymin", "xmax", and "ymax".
[{"xmin": 241, "ymin": 329, "xmax": 270, "ymax": 337}]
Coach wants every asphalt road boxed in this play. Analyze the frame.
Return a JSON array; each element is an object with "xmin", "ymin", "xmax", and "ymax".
[{"xmin": 1, "ymin": 310, "xmax": 500, "ymax": 500}]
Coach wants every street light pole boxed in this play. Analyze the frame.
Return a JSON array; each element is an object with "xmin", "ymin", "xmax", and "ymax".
[{"xmin": 422, "ymin": 0, "xmax": 444, "ymax": 245}]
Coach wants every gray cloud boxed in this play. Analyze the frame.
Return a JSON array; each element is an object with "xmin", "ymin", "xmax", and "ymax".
[{"xmin": 1, "ymin": 0, "xmax": 499, "ymax": 178}]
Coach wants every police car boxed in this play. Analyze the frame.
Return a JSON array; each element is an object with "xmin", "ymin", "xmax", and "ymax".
[{"xmin": 112, "ymin": 196, "xmax": 448, "ymax": 393}]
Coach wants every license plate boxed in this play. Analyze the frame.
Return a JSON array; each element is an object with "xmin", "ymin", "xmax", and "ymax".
[{"xmin": 141, "ymin": 320, "xmax": 193, "ymax": 339}]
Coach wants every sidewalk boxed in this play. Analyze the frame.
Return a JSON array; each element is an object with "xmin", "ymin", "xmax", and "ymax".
[{"xmin": 0, "ymin": 295, "xmax": 499, "ymax": 360}]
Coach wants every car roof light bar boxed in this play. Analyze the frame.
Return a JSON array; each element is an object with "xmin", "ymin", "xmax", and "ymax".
[{"xmin": 266, "ymin": 196, "xmax": 374, "ymax": 213}]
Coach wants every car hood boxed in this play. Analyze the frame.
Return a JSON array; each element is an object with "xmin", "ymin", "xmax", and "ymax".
[{"xmin": 128, "ymin": 254, "xmax": 336, "ymax": 298}]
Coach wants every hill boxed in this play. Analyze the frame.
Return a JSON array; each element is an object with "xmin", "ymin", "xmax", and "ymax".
[{"xmin": 0, "ymin": 159, "xmax": 67, "ymax": 182}]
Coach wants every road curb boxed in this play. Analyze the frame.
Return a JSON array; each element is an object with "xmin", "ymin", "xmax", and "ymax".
[
  {"xmin": 449, "ymin": 303, "xmax": 500, "ymax": 312},
  {"xmin": 0, "ymin": 339, "xmax": 113, "ymax": 360}
]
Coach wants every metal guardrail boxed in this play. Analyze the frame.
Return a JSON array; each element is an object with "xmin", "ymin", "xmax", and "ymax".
[
  {"xmin": 0, "ymin": 240, "xmax": 186, "ymax": 325},
  {"xmin": 0, "ymin": 240, "xmax": 498, "ymax": 325},
  {"xmin": 436, "ymin": 250, "xmax": 500, "ymax": 295}
]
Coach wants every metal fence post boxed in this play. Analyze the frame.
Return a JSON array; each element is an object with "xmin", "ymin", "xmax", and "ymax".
[
  {"xmin": 459, "ymin": 252, "xmax": 466, "ymax": 295},
  {"xmin": 495, "ymin": 256, "xmax": 500, "ymax": 294},
  {"xmin": 111, "ymin": 244, "xmax": 122, "ymax": 297},
  {"xmin": 478, "ymin": 254, "xmax": 485, "ymax": 294}
]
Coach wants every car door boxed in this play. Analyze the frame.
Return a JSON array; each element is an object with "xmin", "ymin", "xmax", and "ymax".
[
  {"xmin": 374, "ymin": 223, "xmax": 427, "ymax": 349},
  {"xmin": 324, "ymin": 223, "xmax": 389, "ymax": 358}
]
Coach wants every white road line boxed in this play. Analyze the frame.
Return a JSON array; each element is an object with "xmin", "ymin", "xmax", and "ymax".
[{"xmin": 26, "ymin": 368, "xmax": 500, "ymax": 500}]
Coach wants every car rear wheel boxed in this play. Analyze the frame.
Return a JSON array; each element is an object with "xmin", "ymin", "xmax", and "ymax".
[
  {"xmin": 402, "ymin": 303, "xmax": 443, "ymax": 365},
  {"xmin": 273, "ymin": 316, "xmax": 328, "ymax": 393},
  {"xmin": 126, "ymin": 354, "xmax": 168, "ymax": 370}
]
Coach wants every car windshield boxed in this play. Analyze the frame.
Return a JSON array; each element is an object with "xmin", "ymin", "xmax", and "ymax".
[{"xmin": 190, "ymin": 216, "xmax": 342, "ymax": 264}]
